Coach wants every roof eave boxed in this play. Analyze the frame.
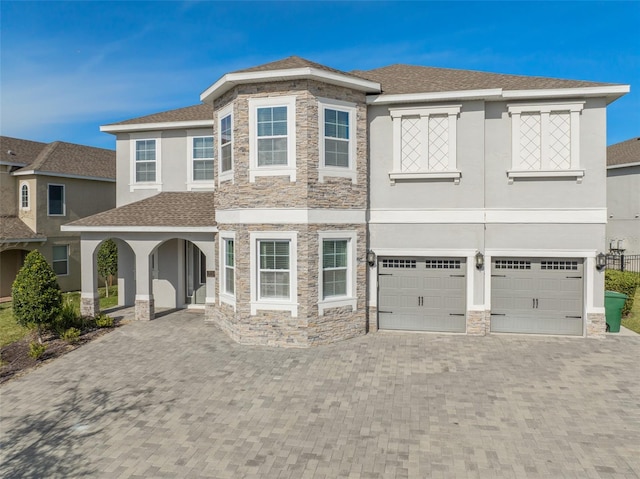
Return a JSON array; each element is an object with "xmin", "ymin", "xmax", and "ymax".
[
  {"xmin": 367, "ymin": 89, "xmax": 503, "ymax": 105},
  {"xmin": 200, "ymin": 67, "xmax": 381, "ymax": 103},
  {"xmin": 607, "ymin": 161, "xmax": 640, "ymax": 169},
  {"xmin": 11, "ymin": 170, "xmax": 116, "ymax": 182},
  {"xmin": 502, "ymin": 85, "xmax": 630, "ymax": 104},
  {"xmin": 101, "ymin": 119, "xmax": 214, "ymax": 134},
  {"xmin": 61, "ymin": 225, "xmax": 218, "ymax": 233}
]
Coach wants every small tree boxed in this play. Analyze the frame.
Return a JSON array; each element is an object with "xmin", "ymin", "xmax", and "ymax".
[
  {"xmin": 97, "ymin": 239, "xmax": 118, "ymax": 297},
  {"xmin": 12, "ymin": 250, "xmax": 62, "ymax": 343}
]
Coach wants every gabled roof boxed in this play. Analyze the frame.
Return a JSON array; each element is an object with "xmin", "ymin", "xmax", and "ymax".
[
  {"xmin": 1, "ymin": 136, "xmax": 115, "ymax": 180},
  {"xmin": 0, "ymin": 216, "xmax": 46, "ymax": 243},
  {"xmin": 63, "ymin": 192, "xmax": 216, "ymax": 232},
  {"xmin": 351, "ymin": 64, "xmax": 618, "ymax": 95},
  {"xmin": 102, "ymin": 103, "xmax": 214, "ymax": 128},
  {"xmin": 233, "ymin": 56, "xmax": 355, "ymax": 77},
  {"xmin": 607, "ymin": 137, "xmax": 640, "ymax": 167}
]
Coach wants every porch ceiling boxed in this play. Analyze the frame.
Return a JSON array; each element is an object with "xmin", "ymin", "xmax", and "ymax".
[{"xmin": 63, "ymin": 192, "xmax": 216, "ymax": 232}]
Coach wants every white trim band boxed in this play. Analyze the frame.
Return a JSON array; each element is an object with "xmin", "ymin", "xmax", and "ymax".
[
  {"xmin": 216, "ymin": 208, "xmax": 366, "ymax": 224},
  {"xmin": 101, "ymin": 120, "xmax": 214, "ymax": 133}
]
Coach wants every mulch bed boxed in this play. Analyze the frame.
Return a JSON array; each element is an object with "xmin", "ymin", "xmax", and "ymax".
[{"xmin": 0, "ymin": 322, "xmax": 122, "ymax": 385}]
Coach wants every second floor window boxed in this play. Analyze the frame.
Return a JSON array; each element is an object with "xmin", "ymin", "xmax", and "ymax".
[
  {"xmin": 257, "ymin": 106, "xmax": 288, "ymax": 166},
  {"xmin": 220, "ymin": 114, "xmax": 233, "ymax": 173},
  {"xmin": 192, "ymin": 136, "xmax": 214, "ymax": 181},
  {"xmin": 135, "ymin": 139, "xmax": 156, "ymax": 182},
  {"xmin": 224, "ymin": 238, "xmax": 235, "ymax": 295},
  {"xmin": 324, "ymin": 109, "xmax": 350, "ymax": 168},
  {"xmin": 48, "ymin": 184, "xmax": 65, "ymax": 216},
  {"xmin": 20, "ymin": 184, "xmax": 29, "ymax": 209}
]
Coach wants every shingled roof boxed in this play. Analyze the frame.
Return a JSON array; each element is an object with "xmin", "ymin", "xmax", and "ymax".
[
  {"xmin": 607, "ymin": 137, "xmax": 640, "ymax": 167},
  {"xmin": 351, "ymin": 64, "xmax": 618, "ymax": 95},
  {"xmin": 103, "ymin": 103, "xmax": 214, "ymax": 127},
  {"xmin": 65, "ymin": 192, "xmax": 216, "ymax": 229},
  {"xmin": 232, "ymin": 55, "xmax": 359, "ymax": 79},
  {"xmin": 1, "ymin": 136, "xmax": 115, "ymax": 180},
  {"xmin": 0, "ymin": 216, "xmax": 46, "ymax": 243}
]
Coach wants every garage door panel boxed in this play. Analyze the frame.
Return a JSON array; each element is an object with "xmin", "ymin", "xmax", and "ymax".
[
  {"xmin": 378, "ymin": 257, "xmax": 466, "ymax": 332},
  {"xmin": 491, "ymin": 257, "xmax": 583, "ymax": 336}
]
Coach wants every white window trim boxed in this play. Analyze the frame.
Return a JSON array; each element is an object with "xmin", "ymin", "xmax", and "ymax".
[
  {"xmin": 318, "ymin": 231, "xmax": 357, "ymax": 316},
  {"xmin": 20, "ymin": 182, "xmax": 30, "ymax": 211},
  {"xmin": 250, "ymin": 231, "xmax": 298, "ymax": 317},
  {"xmin": 130, "ymin": 132, "xmax": 162, "ymax": 192},
  {"xmin": 47, "ymin": 183, "xmax": 65, "ymax": 216},
  {"xmin": 217, "ymin": 104, "xmax": 234, "ymax": 185},
  {"xmin": 389, "ymin": 104, "xmax": 461, "ymax": 184},
  {"xmin": 186, "ymin": 130, "xmax": 215, "ymax": 190},
  {"xmin": 318, "ymin": 97, "xmax": 357, "ymax": 184},
  {"xmin": 248, "ymin": 96, "xmax": 297, "ymax": 183},
  {"xmin": 508, "ymin": 101, "xmax": 584, "ymax": 183},
  {"xmin": 52, "ymin": 244, "xmax": 69, "ymax": 276},
  {"xmin": 219, "ymin": 231, "xmax": 236, "ymax": 310}
]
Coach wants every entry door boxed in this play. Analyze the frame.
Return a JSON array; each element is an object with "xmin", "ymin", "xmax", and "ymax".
[
  {"xmin": 378, "ymin": 257, "xmax": 466, "ymax": 332},
  {"xmin": 490, "ymin": 258, "xmax": 584, "ymax": 335},
  {"xmin": 185, "ymin": 243, "xmax": 206, "ymax": 305}
]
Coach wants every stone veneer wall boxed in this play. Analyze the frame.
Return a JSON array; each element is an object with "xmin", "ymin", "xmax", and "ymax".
[
  {"xmin": 466, "ymin": 310, "xmax": 488, "ymax": 336},
  {"xmin": 586, "ymin": 312, "xmax": 606, "ymax": 339},
  {"xmin": 210, "ymin": 223, "xmax": 367, "ymax": 347}
]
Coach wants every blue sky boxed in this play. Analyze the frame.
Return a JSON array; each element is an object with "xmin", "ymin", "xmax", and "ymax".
[{"xmin": 1, "ymin": 1, "xmax": 638, "ymax": 150}]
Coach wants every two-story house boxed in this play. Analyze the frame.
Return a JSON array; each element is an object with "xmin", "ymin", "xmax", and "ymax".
[
  {"xmin": 64, "ymin": 56, "xmax": 629, "ymax": 345},
  {"xmin": 0, "ymin": 136, "xmax": 115, "ymax": 297},
  {"xmin": 606, "ymin": 137, "xmax": 640, "ymax": 256}
]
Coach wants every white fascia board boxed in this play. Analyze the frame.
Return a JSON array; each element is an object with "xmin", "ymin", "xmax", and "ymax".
[
  {"xmin": 200, "ymin": 68, "xmax": 381, "ymax": 103},
  {"xmin": 502, "ymin": 85, "xmax": 630, "ymax": 102},
  {"xmin": 607, "ymin": 161, "xmax": 640, "ymax": 169},
  {"xmin": 485, "ymin": 249, "xmax": 597, "ymax": 258},
  {"xmin": 11, "ymin": 170, "xmax": 115, "ymax": 182},
  {"xmin": 366, "ymin": 89, "xmax": 503, "ymax": 105},
  {"xmin": 61, "ymin": 225, "xmax": 218, "ymax": 233},
  {"xmin": 100, "ymin": 119, "xmax": 214, "ymax": 134},
  {"xmin": 0, "ymin": 161, "xmax": 28, "ymax": 167}
]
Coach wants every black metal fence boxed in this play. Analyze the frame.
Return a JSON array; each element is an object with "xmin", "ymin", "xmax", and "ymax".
[{"xmin": 606, "ymin": 254, "xmax": 640, "ymax": 273}]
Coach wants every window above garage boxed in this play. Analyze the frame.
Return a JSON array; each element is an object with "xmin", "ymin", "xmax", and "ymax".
[{"xmin": 389, "ymin": 105, "xmax": 462, "ymax": 185}]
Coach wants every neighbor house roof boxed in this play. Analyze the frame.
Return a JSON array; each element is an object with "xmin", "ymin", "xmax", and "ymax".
[
  {"xmin": 63, "ymin": 192, "xmax": 216, "ymax": 231},
  {"xmin": 607, "ymin": 137, "xmax": 640, "ymax": 167},
  {"xmin": 351, "ymin": 64, "xmax": 620, "ymax": 95},
  {"xmin": 103, "ymin": 103, "xmax": 214, "ymax": 128},
  {"xmin": 0, "ymin": 216, "xmax": 46, "ymax": 243},
  {"xmin": 1, "ymin": 136, "xmax": 115, "ymax": 180}
]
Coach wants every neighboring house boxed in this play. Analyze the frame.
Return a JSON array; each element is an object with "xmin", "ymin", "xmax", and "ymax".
[
  {"xmin": 606, "ymin": 137, "xmax": 640, "ymax": 255},
  {"xmin": 64, "ymin": 56, "xmax": 629, "ymax": 345},
  {"xmin": 0, "ymin": 137, "xmax": 115, "ymax": 297}
]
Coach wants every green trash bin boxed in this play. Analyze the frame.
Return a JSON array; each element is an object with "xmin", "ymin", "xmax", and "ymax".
[{"xmin": 604, "ymin": 291, "xmax": 628, "ymax": 333}]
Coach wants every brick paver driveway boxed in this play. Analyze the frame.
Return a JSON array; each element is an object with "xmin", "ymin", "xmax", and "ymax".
[{"xmin": 1, "ymin": 310, "xmax": 639, "ymax": 479}]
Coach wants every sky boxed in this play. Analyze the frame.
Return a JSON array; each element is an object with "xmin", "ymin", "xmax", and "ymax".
[{"xmin": 1, "ymin": 1, "xmax": 639, "ymax": 150}]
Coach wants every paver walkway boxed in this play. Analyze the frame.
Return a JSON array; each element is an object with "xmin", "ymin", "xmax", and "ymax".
[{"xmin": 1, "ymin": 310, "xmax": 639, "ymax": 478}]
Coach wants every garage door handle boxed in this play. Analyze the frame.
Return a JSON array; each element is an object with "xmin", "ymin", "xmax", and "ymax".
[
  {"xmin": 492, "ymin": 274, "xmax": 507, "ymax": 277},
  {"xmin": 565, "ymin": 315, "xmax": 582, "ymax": 319},
  {"xmin": 450, "ymin": 274, "xmax": 465, "ymax": 277},
  {"xmin": 449, "ymin": 313, "xmax": 465, "ymax": 316},
  {"xmin": 379, "ymin": 273, "xmax": 393, "ymax": 276},
  {"xmin": 491, "ymin": 313, "xmax": 506, "ymax": 316},
  {"xmin": 378, "ymin": 310, "xmax": 393, "ymax": 314},
  {"xmin": 566, "ymin": 276, "xmax": 582, "ymax": 279}
]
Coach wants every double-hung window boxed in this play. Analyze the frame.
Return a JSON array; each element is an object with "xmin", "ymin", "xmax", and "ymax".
[
  {"xmin": 389, "ymin": 105, "xmax": 461, "ymax": 184},
  {"xmin": 52, "ymin": 245, "xmax": 69, "ymax": 276},
  {"xmin": 318, "ymin": 231, "xmax": 357, "ymax": 315},
  {"xmin": 192, "ymin": 136, "xmax": 214, "ymax": 181},
  {"xmin": 508, "ymin": 102, "xmax": 584, "ymax": 181},
  {"xmin": 218, "ymin": 104, "xmax": 233, "ymax": 183},
  {"xmin": 20, "ymin": 183, "xmax": 29, "ymax": 210},
  {"xmin": 47, "ymin": 184, "xmax": 65, "ymax": 216},
  {"xmin": 130, "ymin": 133, "xmax": 161, "ymax": 190},
  {"xmin": 318, "ymin": 98, "xmax": 357, "ymax": 183},
  {"xmin": 249, "ymin": 96, "xmax": 297, "ymax": 182},
  {"xmin": 249, "ymin": 231, "xmax": 298, "ymax": 316},
  {"xmin": 224, "ymin": 238, "xmax": 235, "ymax": 295}
]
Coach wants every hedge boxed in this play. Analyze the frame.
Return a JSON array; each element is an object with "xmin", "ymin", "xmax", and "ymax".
[{"xmin": 605, "ymin": 270, "xmax": 640, "ymax": 316}]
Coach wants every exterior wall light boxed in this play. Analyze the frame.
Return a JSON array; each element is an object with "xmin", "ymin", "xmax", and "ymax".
[
  {"xmin": 475, "ymin": 251, "xmax": 485, "ymax": 270},
  {"xmin": 367, "ymin": 250, "xmax": 376, "ymax": 267},
  {"xmin": 596, "ymin": 252, "xmax": 607, "ymax": 270}
]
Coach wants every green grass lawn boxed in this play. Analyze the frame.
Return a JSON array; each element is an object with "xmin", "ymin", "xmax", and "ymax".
[
  {"xmin": 621, "ymin": 289, "xmax": 640, "ymax": 334},
  {"xmin": 0, "ymin": 287, "xmax": 118, "ymax": 348}
]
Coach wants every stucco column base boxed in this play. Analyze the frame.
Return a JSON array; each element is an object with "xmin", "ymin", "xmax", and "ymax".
[
  {"xmin": 204, "ymin": 302, "xmax": 216, "ymax": 322},
  {"xmin": 368, "ymin": 306, "xmax": 378, "ymax": 332},
  {"xmin": 80, "ymin": 297, "xmax": 100, "ymax": 318},
  {"xmin": 135, "ymin": 299, "xmax": 155, "ymax": 321},
  {"xmin": 586, "ymin": 312, "xmax": 606, "ymax": 339},
  {"xmin": 467, "ymin": 310, "xmax": 488, "ymax": 336}
]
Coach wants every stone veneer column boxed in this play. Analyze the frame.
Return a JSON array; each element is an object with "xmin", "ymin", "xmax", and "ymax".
[
  {"xmin": 586, "ymin": 312, "xmax": 606, "ymax": 339},
  {"xmin": 368, "ymin": 307, "xmax": 378, "ymax": 332},
  {"xmin": 80, "ymin": 293, "xmax": 100, "ymax": 318},
  {"xmin": 135, "ymin": 296, "xmax": 155, "ymax": 321},
  {"xmin": 204, "ymin": 302, "xmax": 216, "ymax": 322},
  {"xmin": 466, "ymin": 310, "xmax": 487, "ymax": 336}
]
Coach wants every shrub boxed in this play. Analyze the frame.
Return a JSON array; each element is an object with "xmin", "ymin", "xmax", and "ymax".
[
  {"xmin": 12, "ymin": 251, "xmax": 62, "ymax": 343},
  {"xmin": 28, "ymin": 341, "xmax": 47, "ymax": 360},
  {"xmin": 61, "ymin": 327, "xmax": 81, "ymax": 344},
  {"xmin": 95, "ymin": 314, "xmax": 114, "ymax": 328},
  {"xmin": 54, "ymin": 300, "xmax": 80, "ymax": 334},
  {"xmin": 605, "ymin": 270, "xmax": 640, "ymax": 316}
]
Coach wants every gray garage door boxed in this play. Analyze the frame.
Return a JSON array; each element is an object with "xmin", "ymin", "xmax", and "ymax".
[
  {"xmin": 378, "ymin": 257, "xmax": 466, "ymax": 332},
  {"xmin": 490, "ymin": 258, "xmax": 584, "ymax": 336}
]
